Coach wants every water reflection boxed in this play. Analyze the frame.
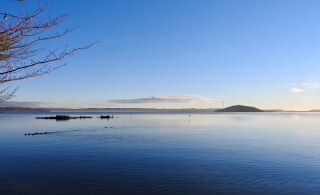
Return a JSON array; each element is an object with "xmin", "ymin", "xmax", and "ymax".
[{"xmin": 0, "ymin": 113, "xmax": 320, "ymax": 194}]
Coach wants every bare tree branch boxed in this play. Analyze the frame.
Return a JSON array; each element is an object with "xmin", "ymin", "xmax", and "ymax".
[{"xmin": 0, "ymin": 3, "xmax": 95, "ymax": 101}]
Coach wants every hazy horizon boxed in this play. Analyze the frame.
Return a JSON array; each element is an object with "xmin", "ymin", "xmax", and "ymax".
[{"xmin": 1, "ymin": 101, "xmax": 320, "ymax": 112}]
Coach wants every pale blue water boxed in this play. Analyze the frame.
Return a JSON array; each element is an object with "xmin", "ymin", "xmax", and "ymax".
[{"xmin": 0, "ymin": 112, "xmax": 320, "ymax": 194}]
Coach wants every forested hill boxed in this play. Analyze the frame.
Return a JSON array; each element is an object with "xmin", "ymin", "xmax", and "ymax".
[{"xmin": 215, "ymin": 105, "xmax": 263, "ymax": 112}]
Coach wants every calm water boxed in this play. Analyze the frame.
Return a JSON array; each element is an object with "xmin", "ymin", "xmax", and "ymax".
[{"xmin": 0, "ymin": 112, "xmax": 320, "ymax": 194}]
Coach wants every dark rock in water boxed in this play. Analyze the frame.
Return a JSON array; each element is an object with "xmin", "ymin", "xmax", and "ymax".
[
  {"xmin": 100, "ymin": 115, "xmax": 113, "ymax": 119},
  {"xmin": 36, "ymin": 115, "xmax": 93, "ymax": 120}
]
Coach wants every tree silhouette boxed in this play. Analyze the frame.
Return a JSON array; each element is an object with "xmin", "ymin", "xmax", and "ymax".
[{"xmin": 0, "ymin": 2, "xmax": 95, "ymax": 101}]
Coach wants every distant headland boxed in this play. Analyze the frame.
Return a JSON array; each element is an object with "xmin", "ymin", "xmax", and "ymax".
[{"xmin": 215, "ymin": 105, "xmax": 263, "ymax": 112}]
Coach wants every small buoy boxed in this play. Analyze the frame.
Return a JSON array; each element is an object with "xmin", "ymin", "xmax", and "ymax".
[{"xmin": 4, "ymin": 14, "xmax": 8, "ymax": 20}]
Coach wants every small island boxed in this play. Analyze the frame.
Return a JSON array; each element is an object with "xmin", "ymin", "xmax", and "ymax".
[{"xmin": 215, "ymin": 105, "xmax": 263, "ymax": 112}]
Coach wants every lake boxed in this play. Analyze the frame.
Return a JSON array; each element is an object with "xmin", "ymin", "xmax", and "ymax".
[{"xmin": 0, "ymin": 112, "xmax": 320, "ymax": 194}]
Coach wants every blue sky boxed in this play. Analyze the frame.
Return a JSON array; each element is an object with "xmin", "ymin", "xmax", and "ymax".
[{"xmin": 3, "ymin": 0, "xmax": 320, "ymax": 110}]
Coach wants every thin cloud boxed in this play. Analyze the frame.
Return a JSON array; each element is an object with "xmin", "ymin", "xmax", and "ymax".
[
  {"xmin": 290, "ymin": 82, "xmax": 320, "ymax": 94},
  {"xmin": 0, "ymin": 101, "xmax": 52, "ymax": 108},
  {"xmin": 302, "ymin": 82, "xmax": 320, "ymax": 89},
  {"xmin": 290, "ymin": 87, "xmax": 304, "ymax": 93},
  {"xmin": 109, "ymin": 95, "xmax": 220, "ymax": 104}
]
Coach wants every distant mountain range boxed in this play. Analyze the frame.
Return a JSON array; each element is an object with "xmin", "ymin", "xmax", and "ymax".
[
  {"xmin": 0, "ymin": 107, "xmax": 49, "ymax": 112},
  {"xmin": 0, "ymin": 105, "xmax": 319, "ymax": 113},
  {"xmin": 47, "ymin": 108, "xmax": 219, "ymax": 113},
  {"xmin": 309, "ymin": 109, "xmax": 320, "ymax": 112}
]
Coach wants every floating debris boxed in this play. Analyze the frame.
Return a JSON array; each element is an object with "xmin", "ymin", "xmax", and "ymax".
[
  {"xmin": 104, "ymin": 126, "xmax": 116, "ymax": 129},
  {"xmin": 25, "ymin": 132, "xmax": 50, "ymax": 136},
  {"xmin": 25, "ymin": 129, "xmax": 94, "ymax": 136}
]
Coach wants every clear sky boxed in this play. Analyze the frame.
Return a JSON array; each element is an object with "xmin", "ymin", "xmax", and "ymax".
[{"xmin": 3, "ymin": 0, "xmax": 320, "ymax": 110}]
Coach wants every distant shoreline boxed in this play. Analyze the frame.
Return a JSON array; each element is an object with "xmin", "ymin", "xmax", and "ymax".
[{"xmin": 0, "ymin": 106, "xmax": 318, "ymax": 113}]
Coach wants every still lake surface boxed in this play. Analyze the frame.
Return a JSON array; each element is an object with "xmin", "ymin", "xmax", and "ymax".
[{"xmin": 0, "ymin": 112, "xmax": 320, "ymax": 194}]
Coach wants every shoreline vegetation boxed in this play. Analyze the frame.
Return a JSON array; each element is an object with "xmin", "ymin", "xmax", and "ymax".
[{"xmin": 0, "ymin": 105, "xmax": 319, "ymax": 113}]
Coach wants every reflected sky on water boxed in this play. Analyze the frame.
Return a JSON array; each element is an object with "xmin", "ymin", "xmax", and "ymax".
[{"xmin": 0, "ymin": 112, "xmax": 319, "ymax": 194}]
